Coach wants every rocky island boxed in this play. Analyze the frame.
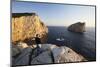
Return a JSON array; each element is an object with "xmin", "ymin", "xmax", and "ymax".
[{"xmin": 68, "ymin": 22, "xmax": 85, "ymax": 33}]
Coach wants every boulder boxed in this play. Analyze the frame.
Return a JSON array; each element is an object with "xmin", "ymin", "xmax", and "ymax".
[
  {"xmin": 31, "ymin": 50, "xmax": 53, "ymax": 65},
  {"xmin": 68, "ymin": 22, "xmax": 85, "ymax": 33},
  {"xmin": 52, "ymin": 46, "xmax": 86, "ymax": 63},
  {"xmin": 14, "ymin": 47, "xmax": 32, "ymax": 66},
  {"xmin": 12, "ymin": 46, "xmax": 20, "ymax": 57},
  {"xmin": 12, "ymin": 42, "xmax": 30, "ymax": 57}
]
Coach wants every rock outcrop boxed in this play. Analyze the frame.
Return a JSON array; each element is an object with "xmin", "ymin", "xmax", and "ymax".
[
  {"xmin": 68, "ymin": 22, "xmax": 85, "ymax": 33},
  {"xmin": 12, "ymin": 44, "xmax": 86, "ymax": 66},
  {"xmin": 12, "ymin": 42, "xmax": 29, "ymax": 57},
  {"xmin": 41, "ymin": 44, "xmax": 86, "ymax": 63},
  {"xmin": 12, "ymin": 13, "xmax": 48, "ymax": 44}
]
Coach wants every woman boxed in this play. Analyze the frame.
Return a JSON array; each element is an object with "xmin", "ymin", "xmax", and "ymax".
[{"xmin": 35, "ymin": 34, "xmax": 41, "ymax": 48}]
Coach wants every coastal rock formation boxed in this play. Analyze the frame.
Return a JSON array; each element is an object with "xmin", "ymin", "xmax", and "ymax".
[
  {"xmin": 31, "ymin": 50, "xmax": 53, "ymax": 64},
  {"xmin": 12, "ymin": 45, "xmax": 21, "ymax": 57},
  {"xmin": 52, "ymin": 46, "xmax": 85, "ymax": 63},
  {"xmin": 13, "ymin": 47, "xmax": 32, "ymax": 65},
  {"xmin": 12, "ymin": 42, "xmax": 29, "ymax": 57},
  {"xmin": 12, "ymin": 44, "xmax": 86, "ymax": 66},
  {"xmin": 12, "ymin": 13, "xmax": 48, "ymax": 43},
  {"xmin": 68, "ymin": 22, "xmax": 85, "ymax": 33}
]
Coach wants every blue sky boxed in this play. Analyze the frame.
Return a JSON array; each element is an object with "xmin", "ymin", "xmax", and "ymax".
[{"xmin": 12, "ymin": 1, "xmax": 95, "ymax": 27}]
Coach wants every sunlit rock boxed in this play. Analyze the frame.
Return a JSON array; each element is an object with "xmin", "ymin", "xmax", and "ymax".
[
  {"xmin": 12, "ymin": 13, "xmax": 48, "ymax": 43},
  {"xmin": 68, "ymin": 22, "xmax": 85, "ymax": 33}
]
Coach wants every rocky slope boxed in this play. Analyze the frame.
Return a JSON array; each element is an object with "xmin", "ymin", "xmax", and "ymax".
[
  {"xmin": 68, "ymin": 22, "xmax": 85, "ymax": 33},
  {"xmin": 12, "ymin": 43, "xmax": 86, "ymax": 66},
  {"xmin": 12, "ymin": 13, "xmax": 48, "ymax": 44}
]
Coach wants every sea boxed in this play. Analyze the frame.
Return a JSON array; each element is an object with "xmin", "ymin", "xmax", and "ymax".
[{"xmin": 47, "ymin": 26, "xmax": 96, "ymax": 61}]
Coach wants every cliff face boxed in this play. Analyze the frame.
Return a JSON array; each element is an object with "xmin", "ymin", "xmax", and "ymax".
[
  {"xmin": 12, "ymin": 13, "xmax": 48, "ymax": 43},
  {"xmin": 68, "ymin": 22, "xmax": 85, "ymax": 33}
]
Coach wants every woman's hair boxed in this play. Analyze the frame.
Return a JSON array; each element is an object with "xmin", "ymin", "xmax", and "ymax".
[{"xmin": 36, "ymin": 34, "xmax": 40, "ymax": 37}]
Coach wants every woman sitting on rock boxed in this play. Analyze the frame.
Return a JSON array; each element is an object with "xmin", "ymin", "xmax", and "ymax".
[
  {"xmin": 32, "ymin": 34, "xmax": 41, "ymax": 47},
  {"xmin": 34, "ymin": 34, "xmax": 44, "ymax": 56},
  {"xmin": 35, "ymin": 34, "xmax": 41, "ymax": 48}
]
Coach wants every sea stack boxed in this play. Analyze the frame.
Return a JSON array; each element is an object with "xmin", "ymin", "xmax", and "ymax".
[
  {"xmin": 68, "ymin": 22, "xmax": 85, "ymax": 33},
  {"xmin": 12, "ymin": 13, "xmax": 48, "ymax": 44}
]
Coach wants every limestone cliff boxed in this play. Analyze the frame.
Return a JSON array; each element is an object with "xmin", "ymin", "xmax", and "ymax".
[
  {"xmin": 12, "ymin": 13, "xmax": 48, "ymax": 44},
  {"xmin": 68, "ymin": 22, "xmax": 85, "ymax": 33}
]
